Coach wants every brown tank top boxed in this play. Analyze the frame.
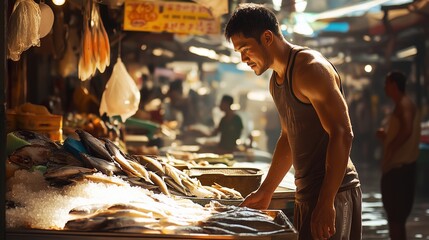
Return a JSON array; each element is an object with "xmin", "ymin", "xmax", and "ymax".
[{"xmin": 269, "ymin": 47, "xmax": 360, "ymax": 202}]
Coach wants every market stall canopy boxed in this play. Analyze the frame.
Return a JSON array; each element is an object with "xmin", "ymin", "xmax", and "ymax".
[
  {"xmin": 308, "ymin": 0, "xmax": 429, "ymax": 36},
  {"xmin": 281, "ymin": 0, "xmax": 428, "ymax": 64}
]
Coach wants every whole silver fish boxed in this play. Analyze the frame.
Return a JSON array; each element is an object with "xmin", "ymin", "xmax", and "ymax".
[
  {"xmin": 44, "ymin": 165, "xmax": 97, "ymax": 179},
  {"xmin": 127, "ymin": 160, "xmax": 152, "ymax": 184},
  {"xmin": 214, "ymin": 206, "xmax": 274, "ymax": 220},
  {"xmin": 47, "ymin": 150, "xmax": 83, "ymax": 168},
  {"xmin": 135, "ymin": 155, "xmax": 165, "ymax": 175},
  {"xmin": 64, "ymin": 216, "xmax": 107, "ymax": 231},
  {"xmin": 103, "ymin": 138, "xmax": 129, "ymax": 159},
  {"xmin": 105, "ymin": 140, "xmax": 143, "ymax": 178},
  {"xmin": 164, "ymin": 178, "xmax": 190, "ymax": 196},
  {"xmin": 163, "ymin": 163, "xmax": 186, "ymax": 192},
  {"xmin": 108, "ymin": 202, "xmax": 168, "ymax": 218},
  {"xmin": 69, "ymin": 203, "xmax": 111, "ymax": 216},
  {"xmin": 202, "ymin": 226, "xmax": 236, "ymax": 235},
  {"xmin": 212, "ymin": 183, "xmax": 243, "ymax": 199},
  {"xmin": 149, "ymin": 171, "xmax": 170, "ymax": 197},
  {"xmin": 76, "ymin": 129, "xmax": 114, "ymax": 162},
  {"xmin": 203, "ymin": 221, "xmax": 259, "ymax": 234},
  {"xmin": 127, "ymin": 177, "xmax": 158, "ymax": 190},
  {"xmin": 204, "ymin": 216, "xmax": 285, "ymax": 232},
  {"xmin": 75, "ymin": 173, "xmax": 127, "ymax": 186},
  {"xmin": 80, "ymin": 153, "xmax": 123, "ymax": 176}
]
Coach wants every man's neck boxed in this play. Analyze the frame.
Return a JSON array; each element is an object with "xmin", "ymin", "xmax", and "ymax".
[
  {"xmin": 272, "ymin": 39, "xmax": 294, "ymax": 83},
  {"xmin": 225, "ymin": 109, "xmax": 234, "ymax": 117},
  {"xmin": 392, "ymin": 92, "xmax": 405, "ymax": 105}
]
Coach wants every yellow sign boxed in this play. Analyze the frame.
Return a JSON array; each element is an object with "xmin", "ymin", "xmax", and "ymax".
[{"xmin": 123, "ymin": 0, "xmax": 221, "ymax": 35}]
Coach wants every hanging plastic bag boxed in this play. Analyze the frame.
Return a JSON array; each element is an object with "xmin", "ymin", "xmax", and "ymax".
[
  {"xmin": 7, "ymin": 0, "xmax": 41, "ymax": 61},
  {"xmin": 99, "ymin": 58, "xmax": 141, "ymax": 122}
]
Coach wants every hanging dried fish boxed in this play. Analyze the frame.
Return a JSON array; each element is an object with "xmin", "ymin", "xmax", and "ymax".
[
  {"xmin": 78, "ymin": 0, "xmax": 111, "ymax": 81},
  {"xmin": 78, "ymin": 0, "xmax": 94, "ymax": 81}
]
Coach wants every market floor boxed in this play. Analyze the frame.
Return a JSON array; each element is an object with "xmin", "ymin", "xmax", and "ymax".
[{"xmin": 356, "ymin": 161, "xmax": 429, "ymax": 239}]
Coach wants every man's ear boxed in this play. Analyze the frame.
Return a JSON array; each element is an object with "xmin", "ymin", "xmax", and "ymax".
[{"xmin": 261, "ymin": 30, "xmax": 273, "ymax": 45}]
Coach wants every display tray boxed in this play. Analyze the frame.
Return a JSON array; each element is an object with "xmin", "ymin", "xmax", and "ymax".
[{"xmin": 6, "ymin": 211, "xmax": 297, "ymax": 240}]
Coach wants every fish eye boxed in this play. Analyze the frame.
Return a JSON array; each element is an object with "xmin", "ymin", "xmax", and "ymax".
[{"xmin": 23, "ymin": 157, "xmax": 31, "ymax": 164}]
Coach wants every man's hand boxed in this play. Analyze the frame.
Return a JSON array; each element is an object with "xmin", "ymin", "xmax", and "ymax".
[
  {"xmin": 239, "ymin": 190, "xmax": 272, "ymax": 210},
  {"xmin": 311, "ymin": 202, "xmax": 336, "ymax": 240}
]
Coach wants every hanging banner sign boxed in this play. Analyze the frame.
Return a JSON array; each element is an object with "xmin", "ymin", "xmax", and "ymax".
[{"xmin": 123, "ymin": 0, "xmax": 221, "ymax": 35}]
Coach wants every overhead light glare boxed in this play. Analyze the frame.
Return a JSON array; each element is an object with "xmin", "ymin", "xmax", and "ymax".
[
  {"xmin": 152, "ymin": 48, "xmax": 174, "ymax": 58},
  {"xmin": 52, "ymin": 0, "xmax": 66, "ymax": 6},
  {"xmin": 295, "ymin": 0, "xmax": 307, "ymax": 13},
  {"xmin": 363, "ymin": 35, "xmax": 371, "ymax": 42},
  {"xmin": 364, "ymin": 64, "xmax": 373, "ymax": 73},
  {"xmin": 152, "ymin": 48, "xmax": 163, "ymax": 56},
  {"xmin": 272, "ymin": 0, "xmax": 282, "ymax": 11},
  {"xmin": 397, "ymin": 46, "xmax": 417, "ymax": 58},
  {"xmin": 189, "ymin": 46, "xmax": 219, "ymax": 60}
]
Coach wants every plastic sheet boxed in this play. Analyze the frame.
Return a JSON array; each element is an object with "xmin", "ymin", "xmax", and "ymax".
[{"xmin": 99, "ymin": 58, "xmax": 140, "ymax": 122}]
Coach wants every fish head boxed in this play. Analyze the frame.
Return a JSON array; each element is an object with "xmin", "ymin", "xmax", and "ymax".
[
  {"xmin": 8, "ymin": 144, "xmax": 52, "ymax": 169},
  {"xmin": 8, "ymin": 154, "xmax": 34, "ymax": 169},
  {"xmin": 48, "ymin": 150, "xmax": 84, "ymax": 168},
  {"xmin": 13, "ymin": 130, "xmax": 60, "ymax": 150}
]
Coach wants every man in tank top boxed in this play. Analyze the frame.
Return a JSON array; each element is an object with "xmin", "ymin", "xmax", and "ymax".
[
  {"xmin": 225, "ymin": 3, "xmax": 361, "ymax": 240},
  {"xmin": 376, "ymin": 71, "xmax": 421, "ymax": 240}
]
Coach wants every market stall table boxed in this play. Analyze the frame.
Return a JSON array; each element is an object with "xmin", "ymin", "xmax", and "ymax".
[{"xmin": 6, "ymin": 227, "xmax": 298, "ymax": 240}]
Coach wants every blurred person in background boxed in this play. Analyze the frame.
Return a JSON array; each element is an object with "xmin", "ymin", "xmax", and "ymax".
[
  {"xmin": 225, "ymin": 3, "xmax": 361, "ymax": 240},
  {"xmin": 376, "ymin": 71, "xmax": 421, "ymax": 240},
  {"xmin": 165, "ymin": 79, "xmax": 196, "ymax": 130},
  {"xmin": 210, "ymin": 94, "xmax": 243, "ymax": 154},
  {"xmin": 134, "ymin": 73, "xmax": 164, "ymax": 123}
]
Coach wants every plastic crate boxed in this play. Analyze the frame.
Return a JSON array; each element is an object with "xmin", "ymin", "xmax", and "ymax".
[
  {"xmin": 15, "ymin": 114, "xmax": 63, "ymax": 141},
  {"xmin": 17, "ymin": 114, "xmax": 62, "ymax": 131}
]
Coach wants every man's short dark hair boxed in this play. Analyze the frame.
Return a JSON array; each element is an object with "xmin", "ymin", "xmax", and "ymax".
[
  {"xmin": 221, "ymin": 95, "xmax": 234, "ymax": 106},
  {"xmin": 224, "ymin": 3, "xmax": 282, "ymax": 43},
  {"xmin": 387, "ymin": 71, "xmax": 407, "ymax": 92}
]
